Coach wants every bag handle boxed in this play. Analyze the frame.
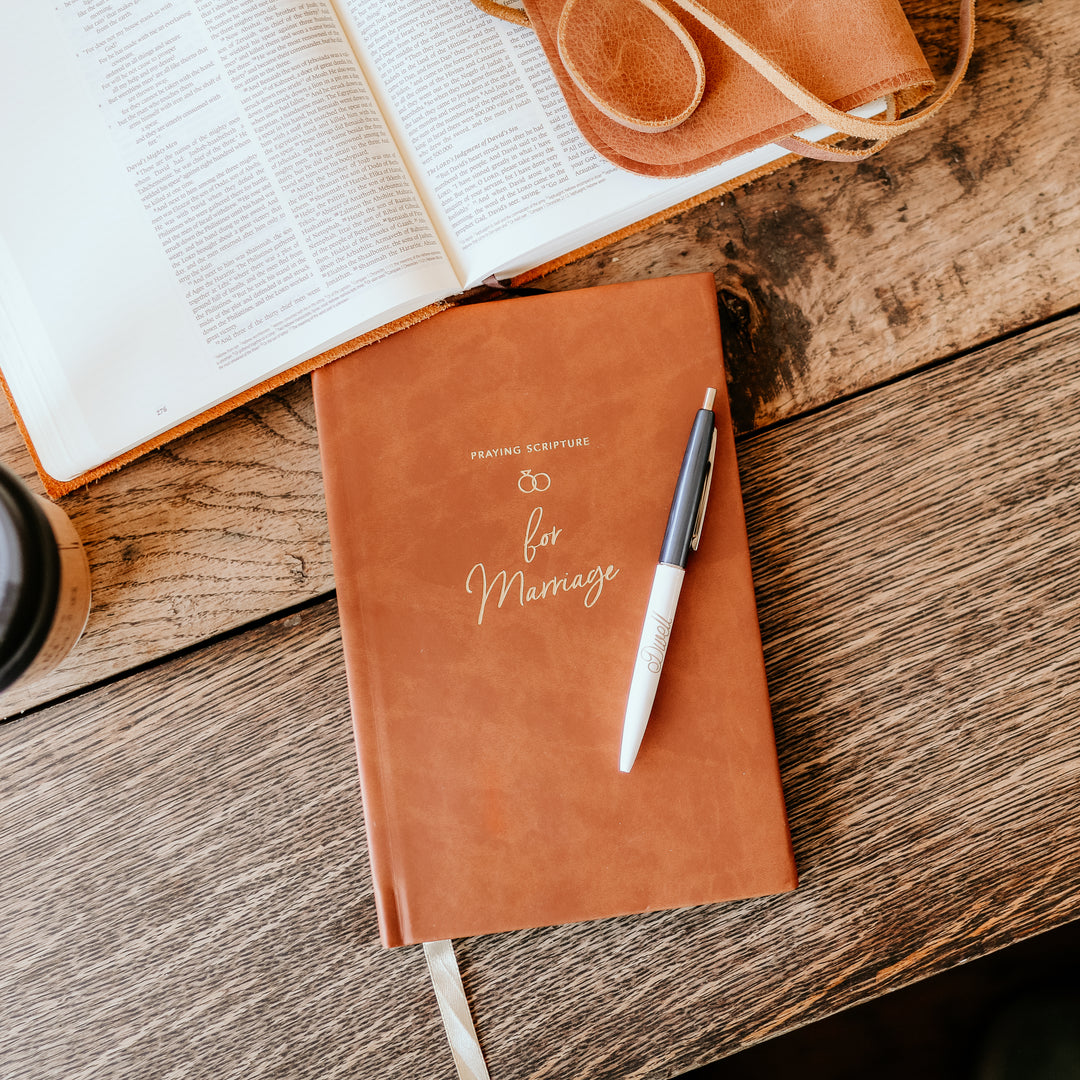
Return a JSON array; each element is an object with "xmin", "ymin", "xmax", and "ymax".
[
  {"xmin": 470, "ymin": 0, "xmax": 975, "ymax": 161},
  {"xmin": 558, "ymin": 0, "xmax": 707, "ymax": 131}
]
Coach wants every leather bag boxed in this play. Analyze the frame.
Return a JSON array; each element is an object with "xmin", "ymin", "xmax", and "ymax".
[{"xmin": 471, "ymin": 0, "xmax": 975, "ymax": 177}]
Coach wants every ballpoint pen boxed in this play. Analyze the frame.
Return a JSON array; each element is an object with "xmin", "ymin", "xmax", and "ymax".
[{"xmin": 619, "ymin": 387, "xmax": 717, "ymax": 772}]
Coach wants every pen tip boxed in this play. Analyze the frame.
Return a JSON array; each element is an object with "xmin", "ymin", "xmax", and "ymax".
[{"xmin": 703, "ymin": 387, "xmax": 717, "ymax": 410}]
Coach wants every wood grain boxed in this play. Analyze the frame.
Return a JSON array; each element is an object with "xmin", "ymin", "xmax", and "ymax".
[
  {"xmin": 0, "ymin": 382, "xmax": 332, "ymax": 718},
  {"xmin": 3, "ymin": 313, "xmax": 1080, "ymax": 1078},
  {"xmin": 3, "ymin": 0, "xmax": 1078, "ymax": 714}
]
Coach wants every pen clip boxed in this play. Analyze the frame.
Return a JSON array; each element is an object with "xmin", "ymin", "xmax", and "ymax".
[{"xmin": 690, "ymin": 427, "xmax": 717, "ymax": 552}]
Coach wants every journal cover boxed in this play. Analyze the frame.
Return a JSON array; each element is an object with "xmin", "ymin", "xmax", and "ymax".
[{"xmin": 313, "ymin": 274, "xmax": 796, "ymax": 948}]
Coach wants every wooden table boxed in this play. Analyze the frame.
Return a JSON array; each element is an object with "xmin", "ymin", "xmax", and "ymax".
[{"xmin": 2, "ymin": 1, "xmax": 1079, "ymax": 1076}]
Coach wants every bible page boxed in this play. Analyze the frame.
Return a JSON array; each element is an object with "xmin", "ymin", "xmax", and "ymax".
[
  {"xmin": 1, "ymin": 0, "xmax": 457, "ymax": 482},
  {"xmin": 334, "ymin": 0, "xmax": 883, "ymax": 287}
]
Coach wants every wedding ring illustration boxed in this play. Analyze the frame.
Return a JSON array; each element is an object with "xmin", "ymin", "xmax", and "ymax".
[{"xmin": 518, "ymin": 469, "xmax": 551, "ymax": 493}]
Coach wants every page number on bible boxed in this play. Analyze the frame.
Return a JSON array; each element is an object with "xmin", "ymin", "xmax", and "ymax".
[{"xmin": 156, "ymin": 405, "xmax": 168, "ymax": 417}]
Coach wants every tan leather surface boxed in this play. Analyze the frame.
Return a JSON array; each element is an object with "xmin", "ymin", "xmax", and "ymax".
[
  {"xmin": 313, "ymin": 274, "xmax": 796, "ymax": 947},
  {"xmin": 558, "ymin": 0, "xmax": 705, "ymax": 131},
  {"xmin": 524, "ymin": 0, "xmax": 933, "ymax": 175}
]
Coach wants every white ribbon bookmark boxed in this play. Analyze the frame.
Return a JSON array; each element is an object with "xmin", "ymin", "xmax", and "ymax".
[{"xmin": 423, "ymin": 940, "xmax": 491, "ymax": 1080}]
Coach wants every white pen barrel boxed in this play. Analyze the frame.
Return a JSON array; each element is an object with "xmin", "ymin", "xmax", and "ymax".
[{"xmin": 619, "ymin": 563, "xmax": 685, "ymax": 772}]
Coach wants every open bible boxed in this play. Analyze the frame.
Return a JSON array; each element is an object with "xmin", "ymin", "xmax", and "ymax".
[{"xmin": 0, "ymin": 0, "xmax": 927, "ymax": 494}]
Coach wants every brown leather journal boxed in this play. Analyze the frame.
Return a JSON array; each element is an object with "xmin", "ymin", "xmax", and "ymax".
[{"xmin": 313, "ymin": 274, "xmax": 796, "ymax": 947}]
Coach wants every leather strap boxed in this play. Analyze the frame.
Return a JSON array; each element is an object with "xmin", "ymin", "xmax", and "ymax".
[
  {"xmin": 674, "ymin": 0, "xmax": 974, "ymax": 157},
  {"xmin": 775, "ymin": 92, "xmax": 899, "ymax": 162},
  {"xmin": 557, "ymin": 0, "xmax": 706, "ymax": 132},
  {"xmin": 471, "ymin": 0, "xmax": 975, "ymax": 161}
]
